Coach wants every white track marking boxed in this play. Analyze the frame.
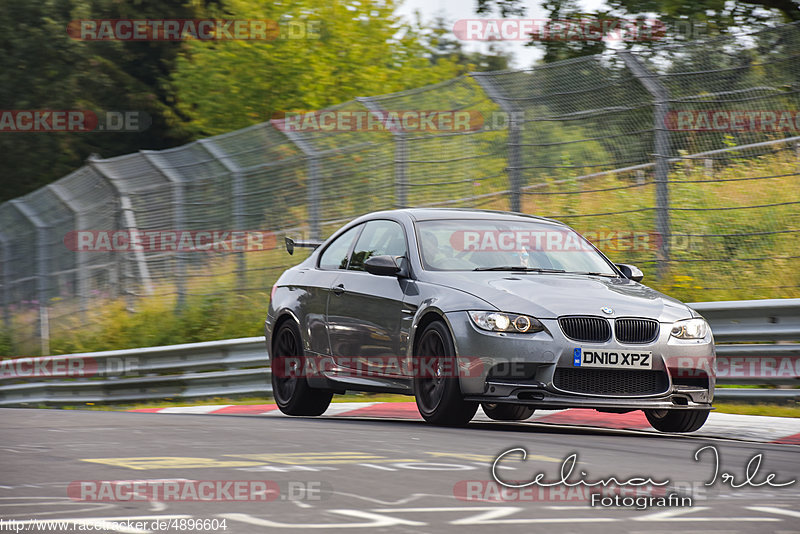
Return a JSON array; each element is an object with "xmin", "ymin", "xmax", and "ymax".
[
  {"xmin": 0, "ymin": 496, "xmax": 115, "ymax": 517},
  {"xmin": 634, "ymin": 507, "xmax": 780, "ymax": 522},
  {"xmin": 329, "ymin": 492, "xmax": 452, "ymax": 506},
  {"xmin": 149, "ymin": 501, "xmax": 167, "ymax": 512},
  {"xmin": 693, "ymin": 413, "xmax": 800, "ymax": 442},
  {"xmin": 136, "ymin": 402, "xmax": 800, "ymax": 442},
  {"xmin": 0, "ymin": 501, "xmax": 86, "ymax": 506},
  {"xmin": 747, "ymin": 506, "xmax": 800, "ymax": 519},
  {"xmin": 219, "ymin": 510, "xmax": 425, "ymax": 528},
  {"xmin": 372, "ymin": 506, "xmax": 618, "ymax": 525},
  {"xmin": 157, "ymin": 405, "xmax": 232, "ymax": 414},
  {"xmin": 323, "ymin": 403, "xmax": 379, "ymax": 416},
  {"xmin": 357, "ymin": 463, "xmax": 397, "ymax": 471}
]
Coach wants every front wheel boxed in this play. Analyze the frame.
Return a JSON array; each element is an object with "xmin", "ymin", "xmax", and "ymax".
[
  {"xmin": 413, "ymin": 321, "xmax": 478, "ymax": 426},
  {"xmin": 644, "ymin": 409, "xmax": 709, "ymax": 432},
  {"xmin": 271, "ymin": 321, "xmax": 333, "ymax": 416},
  {"xmin": 482, "ymin": 403, "xmax": 535, "ymax": 421}
]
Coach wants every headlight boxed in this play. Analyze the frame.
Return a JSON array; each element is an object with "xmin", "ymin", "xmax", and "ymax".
[
  {"xmin": 670, "ymin": 318, "xmax": 709, "ymax": 339},
  {"xmin": 469, "ymin": 311, "xmax": 544, "ymax": 333}
]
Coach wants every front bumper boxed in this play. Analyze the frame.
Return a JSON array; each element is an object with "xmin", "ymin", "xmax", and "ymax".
[
  {"xmin": 446, "ymin": 311, "xmax": 715, "ymax": 410},
  {"xmin": 463, "ymin": 388, "xmax": 712, "ymax": 410}
]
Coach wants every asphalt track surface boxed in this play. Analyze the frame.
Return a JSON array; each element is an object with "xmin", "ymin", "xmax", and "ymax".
[{"xmin": 1, "ymin": 408, "xmax": 799, "ymax": 533}]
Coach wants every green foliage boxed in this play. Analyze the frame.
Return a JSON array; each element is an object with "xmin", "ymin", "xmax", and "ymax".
[
  {"xmin": 2, "ymin": 0, "xmax": 499, "ymax": 202},
  {"xmin": 476, "ymin": 0, "xmax": 794, "ymax": 64},
  {"xmin": 0, "ymin": 330, "xmax": 12, "ymax": 355},
  {"xmin": 33, "ymin": 244, "xmax": 306, "ymax": 356},
  {"xmin": 48, "ymin": 292, "xmax": 267, "ymax": 355},
  {"xmin": 0, "ymin": 146, "xmax": 787, "ymax": 358},
  {"xmin": 428, "ymin": 17, "xmax": 513, "ymax": 72},
  {"xmin": 0, "ymin": 0, "xmax": 213, "ymax": 202},
  {"xmin": 172, "ymin": 0, "xmax": 465, "ymax": 136}
]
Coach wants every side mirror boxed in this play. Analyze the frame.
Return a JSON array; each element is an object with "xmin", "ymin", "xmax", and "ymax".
[
  {"xmin": 616, "ymin": 263, "xmax": 644, "ymax": 282},
  {"xmin": 364, "ymin": 255, "xmax": 401, "ymax": 276}
]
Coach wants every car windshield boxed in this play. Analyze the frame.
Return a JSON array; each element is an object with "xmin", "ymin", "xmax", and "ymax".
[{"xmin": 415, "ymin": 219, "xmax": 617, "ymax": 275}]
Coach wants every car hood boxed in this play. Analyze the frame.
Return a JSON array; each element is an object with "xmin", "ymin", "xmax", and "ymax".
[{"xmin": 423, "ymin": 272, "xmax": 693, "ymax": 322}]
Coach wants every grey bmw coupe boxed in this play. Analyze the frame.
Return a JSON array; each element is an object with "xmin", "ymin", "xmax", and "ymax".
[{"xmin": 265, "ymin": 209, "xmax": 715, "ymax": 432}]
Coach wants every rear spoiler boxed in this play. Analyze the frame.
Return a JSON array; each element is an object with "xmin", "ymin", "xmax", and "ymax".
[{"xmin": 285, "ymin": 237, "xmax": 323, "ymax": 255}]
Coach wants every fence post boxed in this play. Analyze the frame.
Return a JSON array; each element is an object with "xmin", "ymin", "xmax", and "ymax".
[
  {"xmin": 281, "ymin": 129, "xmax": 321, "ymax": 240},
  {"xmin": 118, "ymin": 195, "xmax": 154, "ymax": 299},
  {"xmin": 39, "ymin": 305, "xmax": 49, "ymax": 357},
  {"xmin": 704, "ymin": 158, "xmax": 714, "ymax": 178},
  {"xmin": 173, "ymin": 181, "xmax": 187, "ymax": 310},
  {"xmin": 357, "ymin": 97, "xmax": 408, "ymax": 208},
  {"xmin": 140, "ymin": 152, "xmax": 187, "ymax": 311},
  {"xmin": 307, "ymin": 157, "xmax": 321, "ymax": 240},
  {"xmin": 395, "ymin": 133, "xmax": 408, "ymax": 208},
  {"xmin": 88, "ymin": 157, "xmax": 154, "ymax": 309},
  {"xmin": 198, "ymin": 139, "xmax": 247, "ymax": 292},
  {"xmin": 471, "ymin": 73, "xmax": 523, "ymax": 213},
  {"xmin": 9, "ymin": 200, "xmax": 50, "ymax": 355},
  {"xmin": 0, "ymin": 231, "xmax": 10, "ymax": 335},
  {"xmin": 619, "ymin": 51, "xmax": 671, "ymax": 279},
  {"xmin": 48, "ymin": 183, "xmax": 87, "ymax": 313}
]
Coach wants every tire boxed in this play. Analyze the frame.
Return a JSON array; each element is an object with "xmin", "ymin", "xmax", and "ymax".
[
  {"xmin": 644, "ymin": 409, "xmax": 709, "ymax": 433},
  {"xmin": 482, "ymin": 403, "xmax": 535, "ymax": 421},
  {"xmin": 271, "ymin": 321, "xmax": 333, "ymax": 416},
  {"xmin": 413, "ymin": 321, "xmax": 478, "ymax": 426}
]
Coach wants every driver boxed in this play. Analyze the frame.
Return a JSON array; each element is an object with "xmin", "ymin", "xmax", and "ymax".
[{"xmin": 420, "ymin": 231, "xmax": 448, "ymax": 269}]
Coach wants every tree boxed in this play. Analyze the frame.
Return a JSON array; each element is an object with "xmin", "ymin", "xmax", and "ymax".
[
  {"xmin": 0, "ymin": 0, "xmax": 217, "ymax": 203},
  {"xmin": 475, "ymin": 0, "xmax": 797, "ymax": 63},
  {"xmin": 172, "ymin": 0, "xmax": 464, "ymax": 136},
  {"xmin": 428, "ymin": 17, "xmax": 514, "ymax": 72}
]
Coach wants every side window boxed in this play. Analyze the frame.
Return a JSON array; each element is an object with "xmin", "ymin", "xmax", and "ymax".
[
  {"xmin": 348, "ymin": 220, "xmax": 407, "ymax": 271},
  {"xmin": 318, "ymin": 225, "xmax": 362, "ymax": 270}
]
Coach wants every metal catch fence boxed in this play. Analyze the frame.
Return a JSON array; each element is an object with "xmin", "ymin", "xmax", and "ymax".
[{"xmin": 2, "ymin": 23, "xmax": 800, "ymax": 354}]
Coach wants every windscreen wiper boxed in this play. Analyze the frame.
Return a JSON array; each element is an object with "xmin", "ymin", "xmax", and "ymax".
[
  {"xmin": 473, "ymin": 266, "xmax": 566, "ymax": 272},
  {"xmin": 567, "ymin": 271, "xmax": 619, "ymax": 277}
]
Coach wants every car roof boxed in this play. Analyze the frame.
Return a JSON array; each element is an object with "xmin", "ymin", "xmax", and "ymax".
[{"xmin": 361, "ymin": 208, "xmax": 565, "ymax": 227}]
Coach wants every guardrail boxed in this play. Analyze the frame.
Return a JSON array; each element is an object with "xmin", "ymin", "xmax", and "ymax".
[
  {"xmin": 0, "ymin": 337, "xmax": 270, "ymax": 406},
  {"xmin": 0, "ymin": 299, "xmax": 798, "ymax": 407},
  {"xmin": 689, "ymin": 299, "xmax": 800, "ymax": 402}
]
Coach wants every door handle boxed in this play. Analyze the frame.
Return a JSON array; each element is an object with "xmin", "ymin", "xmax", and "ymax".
[{"xmin": 332, "ymin": 284, "xmax": 345, "ymax": 296}]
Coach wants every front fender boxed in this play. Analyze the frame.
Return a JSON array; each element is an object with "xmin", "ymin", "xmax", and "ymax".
[{"xmin": 406, "ymin": 281, "xmax": 497, "ymax": 359}]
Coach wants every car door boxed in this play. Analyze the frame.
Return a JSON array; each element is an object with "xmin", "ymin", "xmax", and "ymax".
[
  {"xmin": 326, "ymin": 219, "xmax": 409, "ymax": 375},
  {"xmin": 306, "ymin": 224, "xmax": 363, "ymax": 358}
]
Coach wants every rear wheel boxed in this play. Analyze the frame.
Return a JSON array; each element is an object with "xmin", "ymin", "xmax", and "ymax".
[
  {"xmin": 414, "ymin": 321, "xmax": 478, "ymax": 426},
  {"xmin": 644, "ymin": 409, "xmax": 709, "ymax": 432},
  {"xmin": 271, "ymin": 321, "xmax": 333, "ymax": 416},
  {"xmin": 482, "ymin": 403, "xmax": 535, "ymax": 421}
]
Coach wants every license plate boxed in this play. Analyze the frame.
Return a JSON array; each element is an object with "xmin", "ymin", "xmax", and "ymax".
[{"xmin": 572, "ymin": 348, "xmax": 652, "ymax": 369}]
